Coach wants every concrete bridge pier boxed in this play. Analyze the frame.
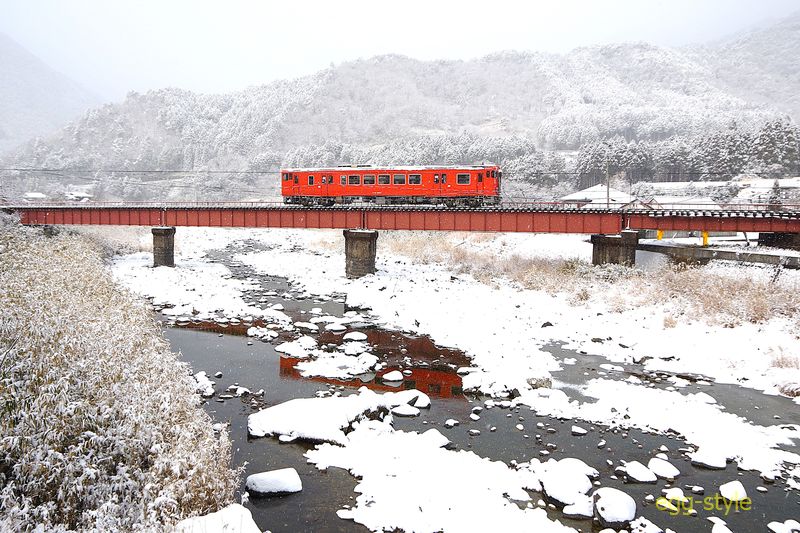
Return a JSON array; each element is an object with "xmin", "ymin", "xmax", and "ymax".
[
  {"xmin": 152, "ymin": 226, "xmax": 176, "ymax": 267},
  {"xmin": 590, "ymin": 230, "xmax": 639, "ymax": 266},
  {"xmin": 344, "ymin": 229, "xmax": 378, "ymax": 278}
]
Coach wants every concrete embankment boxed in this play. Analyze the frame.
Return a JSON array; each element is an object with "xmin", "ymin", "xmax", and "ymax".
[{"xmin": 638, "ymin": 241, "xmax": 800, "ymax": 269}]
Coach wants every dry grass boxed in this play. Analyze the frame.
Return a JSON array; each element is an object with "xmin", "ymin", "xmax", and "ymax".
[
  {"xmin": 72, "ymin": 226, "xmax": 153, "ymax": 256},
  {"xmin": 771, "ymin": 350, "xmax": 800, "ymax": 369},
  {"xmin": 379, "ymin": 231, "xmax": 800, "ymax": 327},
  {"xmin": 0, "ymin": 218, "xmax": 239, "ymax": 531}
]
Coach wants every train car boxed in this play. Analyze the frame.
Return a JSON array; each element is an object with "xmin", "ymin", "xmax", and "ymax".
[{"xmin": 280, "ymin": 165, "xmax": 501, "ymax": 206}]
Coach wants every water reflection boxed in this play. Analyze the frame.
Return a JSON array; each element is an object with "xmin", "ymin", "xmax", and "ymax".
[
  {"xmin": 279, "ymin": 355, "xmax": 464, "ymax": 399},
  {"xmin": 166, "ymin": 318, "xmax": 468, "ymax": 400}
]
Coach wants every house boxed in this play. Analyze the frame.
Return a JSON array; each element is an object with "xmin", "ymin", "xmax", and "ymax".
[{"xmin": 560, "ymin": 184, "xmax": 633, "ymax": 209}]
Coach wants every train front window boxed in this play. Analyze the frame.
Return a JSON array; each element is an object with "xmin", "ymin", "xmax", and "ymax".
[
  {"xmin": 348, "ymin": 175, "xmax": 361, "ymax": 185},
  {"xmin": 308, "ymin": 175, "xmax": 314, "ymax": 185},
  {"xmin": 457, "ymin": 173, "xmax": 470, "ymax": 185},
  {"xmin": 282, "ymin": 173, "xmax": 289, "ymax": 181},
  {"xmin": 363, "ymin": 174, "xmax": 376, "ymax": 185},
  {"xmin": 378, "ymin": 174, "xmax": 390, "ymax": 185},
  {"xmin": 409, "ymin": 174, "xmax": 421, "ymax": 185},
  {"xmin": 393, "ymin": 174, "xmax": 406, "ymax": 185}
]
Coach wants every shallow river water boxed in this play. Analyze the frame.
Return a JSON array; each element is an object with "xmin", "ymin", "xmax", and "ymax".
[{"xmin": 160, "ymin": 245, "xmax": 799, "ymax": 532}]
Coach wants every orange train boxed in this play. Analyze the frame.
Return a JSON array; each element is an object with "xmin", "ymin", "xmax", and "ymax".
[{"xmin": 280, "ymin": 165, "xmax": 502, "ymax": 206}]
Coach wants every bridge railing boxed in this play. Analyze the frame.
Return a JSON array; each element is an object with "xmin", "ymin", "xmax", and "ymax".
[{"xmin": 5, "ymin": 199, "xmax": 800, "ymax": 213}]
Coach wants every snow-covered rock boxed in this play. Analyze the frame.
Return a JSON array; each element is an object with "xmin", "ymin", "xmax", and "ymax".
[
  {"xmin": 623, "ymin": 461, "xmax": 657, "ymax": 483},
  {"xmin": 392, "ymin": 403, "xmax": 420, "ymax": 417},
  {"xmin": 382, "ymin": 370, "xmax": 404, "ymax": 382},
  {"xmin": 175, "ymin": 503, "xmax": 260, "ymax": 533},
  {"xmin": 647, "ymin": 457, "xmax": 680, "ymax": 479},
  {"xmin": 768, "ymin": 519, "xmax": 800, "ymax": 533},
  {"xmin": 719, "ymin": 480, "xmax": 748, "ymax": 502},
  {"xmin": 539, "ymin": 458, "xmax": 597, "ymax": 506},
  {"xmin": 295, "ymin": 351, "xmax": 378, "ymax": 379},
  {"xmin": 562, "ymin": 494, "xmax": 593, "ymax": 518},
  {"xmin": 592, "ymin": 487, "xmax": 636, "ymax": 528},
  {"xmin": 246, "ymin": 468, "xmax": 302, "ymax": 495},
  {"xmin": 246, "ymin": 326, "xmax": 279, "ymax": 340},
  {"xmin": 275, "ymin": 335, "xmax": 317, "ymax": 358},
  {"xmin": 248, "ymin": 387, "xmax": 430, "ymax": 444},
  {"xmin": 343, "ymin": 331, "xmax": 368, "ymax": 341},
  {"xmin": 193, "ymin": 371, "xmax": 215, "ymax": 397}
]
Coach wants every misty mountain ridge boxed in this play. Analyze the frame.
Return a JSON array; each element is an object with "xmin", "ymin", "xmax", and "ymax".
[
  {"xmin": 3, "ymin": 11, "xmax": 800, "ymax": 200},
  {"xmin": 0, "ymin": 33, "xmax": 98, "ymax": 155}
]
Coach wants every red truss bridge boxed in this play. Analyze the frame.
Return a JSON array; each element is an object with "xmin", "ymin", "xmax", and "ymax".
[{"xmin": 6, "ymin": 202, "xmax": 800, "ymax": 276}]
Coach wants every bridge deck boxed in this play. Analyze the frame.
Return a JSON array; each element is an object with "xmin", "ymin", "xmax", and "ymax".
[{"xmin": 6, "ymin": 204, "xmax": 800, "ymax": 234}]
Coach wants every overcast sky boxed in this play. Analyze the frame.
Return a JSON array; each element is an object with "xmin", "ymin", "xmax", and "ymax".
[{"xmin": 1, "ymin": 0, "xmax": 798, "ymax": 101}]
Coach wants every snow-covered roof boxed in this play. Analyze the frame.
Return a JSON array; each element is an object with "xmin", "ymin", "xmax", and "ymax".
[
  {"xmin": 560, "ymin": 184, "xmax": 633, "ymax": 204},
  {"xmin": 66, "ymin": 191, "xmax": 93, "ymax": 199},
  {"xmin": 23, "ymin": 192, "xmax": 47, "ymax": 200},
  {"xmin": 648, "ymin": 196, "xmax": 723, "ymax": 210},
  {"xmin": 282, "ymin": 165, "xmax": 497, "ymax": 172}
]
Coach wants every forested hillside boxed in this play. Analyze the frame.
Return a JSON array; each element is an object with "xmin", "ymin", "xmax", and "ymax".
[{"xmin": 3, "ymin": 11, "xmax": 799, "ymax": 201}]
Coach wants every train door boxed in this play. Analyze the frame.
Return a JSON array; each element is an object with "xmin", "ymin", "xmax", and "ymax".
[
  {"xmin": 440, "ymin": 171, "xmax": 450, "ymax": 200},
  {"xmin": 322, "ymin": 174, "xmax": 331, "ymax": 198},
  {"xmin": 292, "ymin": 173, "xmax": 300, "ymax": 197}
]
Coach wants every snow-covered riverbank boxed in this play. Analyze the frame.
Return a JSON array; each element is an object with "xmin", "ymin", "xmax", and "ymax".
[
  {"xmin": 0, "ymin": 220, "xmax": 241, "ymax": 531},
  {"xmin": 107, "ymin": 226, "xmax": 800, "ymax": 532}
]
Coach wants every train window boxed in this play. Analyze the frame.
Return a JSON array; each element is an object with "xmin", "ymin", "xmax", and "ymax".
[
  {"xmin": 340, "ymin": 175, "xmax": 346, "ymax": 185},
  {"xmin": 478, "ymin": 173, "xmax": 483, "ymax": 183},
  {"xmin": 363, "ymin": 174, "xmax": 375, "ymax": 185},
  {"xmin": 282, "ymin": 173, "xmax": 289, "ymax": 181},
  {"xmin": 348, "ymin": 175, "xmax": 361, "ymax": 185},
  {"xmin": 441, "ymin": 173, "xmax": 447, "ymax": 184},
  {"xmin": 409, "ymin": 174, "xmax": 421, "ymax": 185},
  {"xmin": 457, "ymin": 173, "xmax": 470, "ymax": 185},
  {"xmin": 393, "ymin": 174, "xmax": 406, "ymax": 185},
  {"xmin": 308, "ymin": 175, "xmax": 315, "ymax": 185},
  {"xmin": 294, "ymin": 176, "xmax": 298, "ymax": 184},
  {"xmin": 491, "ymin": 170, "xmax": 496, "ymax": 178},
  {"xmin": 378, "ymin": 174, "xmax": 390, "ymax": 185},
  {"xmin": 434, "ymin": 175, "xmax": 439, "ymax": 183}
]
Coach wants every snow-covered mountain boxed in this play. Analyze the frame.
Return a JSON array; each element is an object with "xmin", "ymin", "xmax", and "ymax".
[
  {"xmin": 3, "ymin": 11, "xmax": 799, "ymax": 200},
  {"xmin": 697, "ymin": 10, "xmax": 800, "ymax": 123},
  {"xmin": 0, "ymin": 33, "xmax": 98, "ymax": 155}
]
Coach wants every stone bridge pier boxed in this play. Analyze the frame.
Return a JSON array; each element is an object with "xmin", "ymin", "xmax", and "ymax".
[
  {"xmin": 152, "ymin": 226, "xmax": 176, "ymax": 267},
  {"xmin": 590, "ymin": 230, "xmax": 639, "ymax": 266},
  {"xmin": 343, "ymin": 229, "xmax": 378, "ymax": 278}
]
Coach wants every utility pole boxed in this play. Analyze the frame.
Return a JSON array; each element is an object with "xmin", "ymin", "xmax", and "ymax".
[{"xmin": 606, "ymin": 153, "xmax": 610, "ymax": 209}]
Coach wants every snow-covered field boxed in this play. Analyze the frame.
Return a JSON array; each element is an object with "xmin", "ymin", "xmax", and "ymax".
[{"xmin": 106, "ymin": 226, "xmax": 800, "ymax": 531}]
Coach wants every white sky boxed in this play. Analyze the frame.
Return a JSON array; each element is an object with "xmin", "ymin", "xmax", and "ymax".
[{"xmin": 1, "ymin": 0, "xmax": 797, "ymax": 101}]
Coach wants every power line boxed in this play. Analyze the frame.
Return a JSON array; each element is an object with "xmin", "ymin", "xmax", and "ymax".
[
  {"xmin": 0, "ymin": 166, "xmax": 793, "ymax": 178},
  {"xmin": 0, "ymin": 167, "xmax": 280, "ymax": 175}
]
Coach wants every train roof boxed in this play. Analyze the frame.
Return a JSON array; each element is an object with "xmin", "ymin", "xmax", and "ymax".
[{"xmin": 281, "ymin": 165, "xmax": 498, "ymax": 172}]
